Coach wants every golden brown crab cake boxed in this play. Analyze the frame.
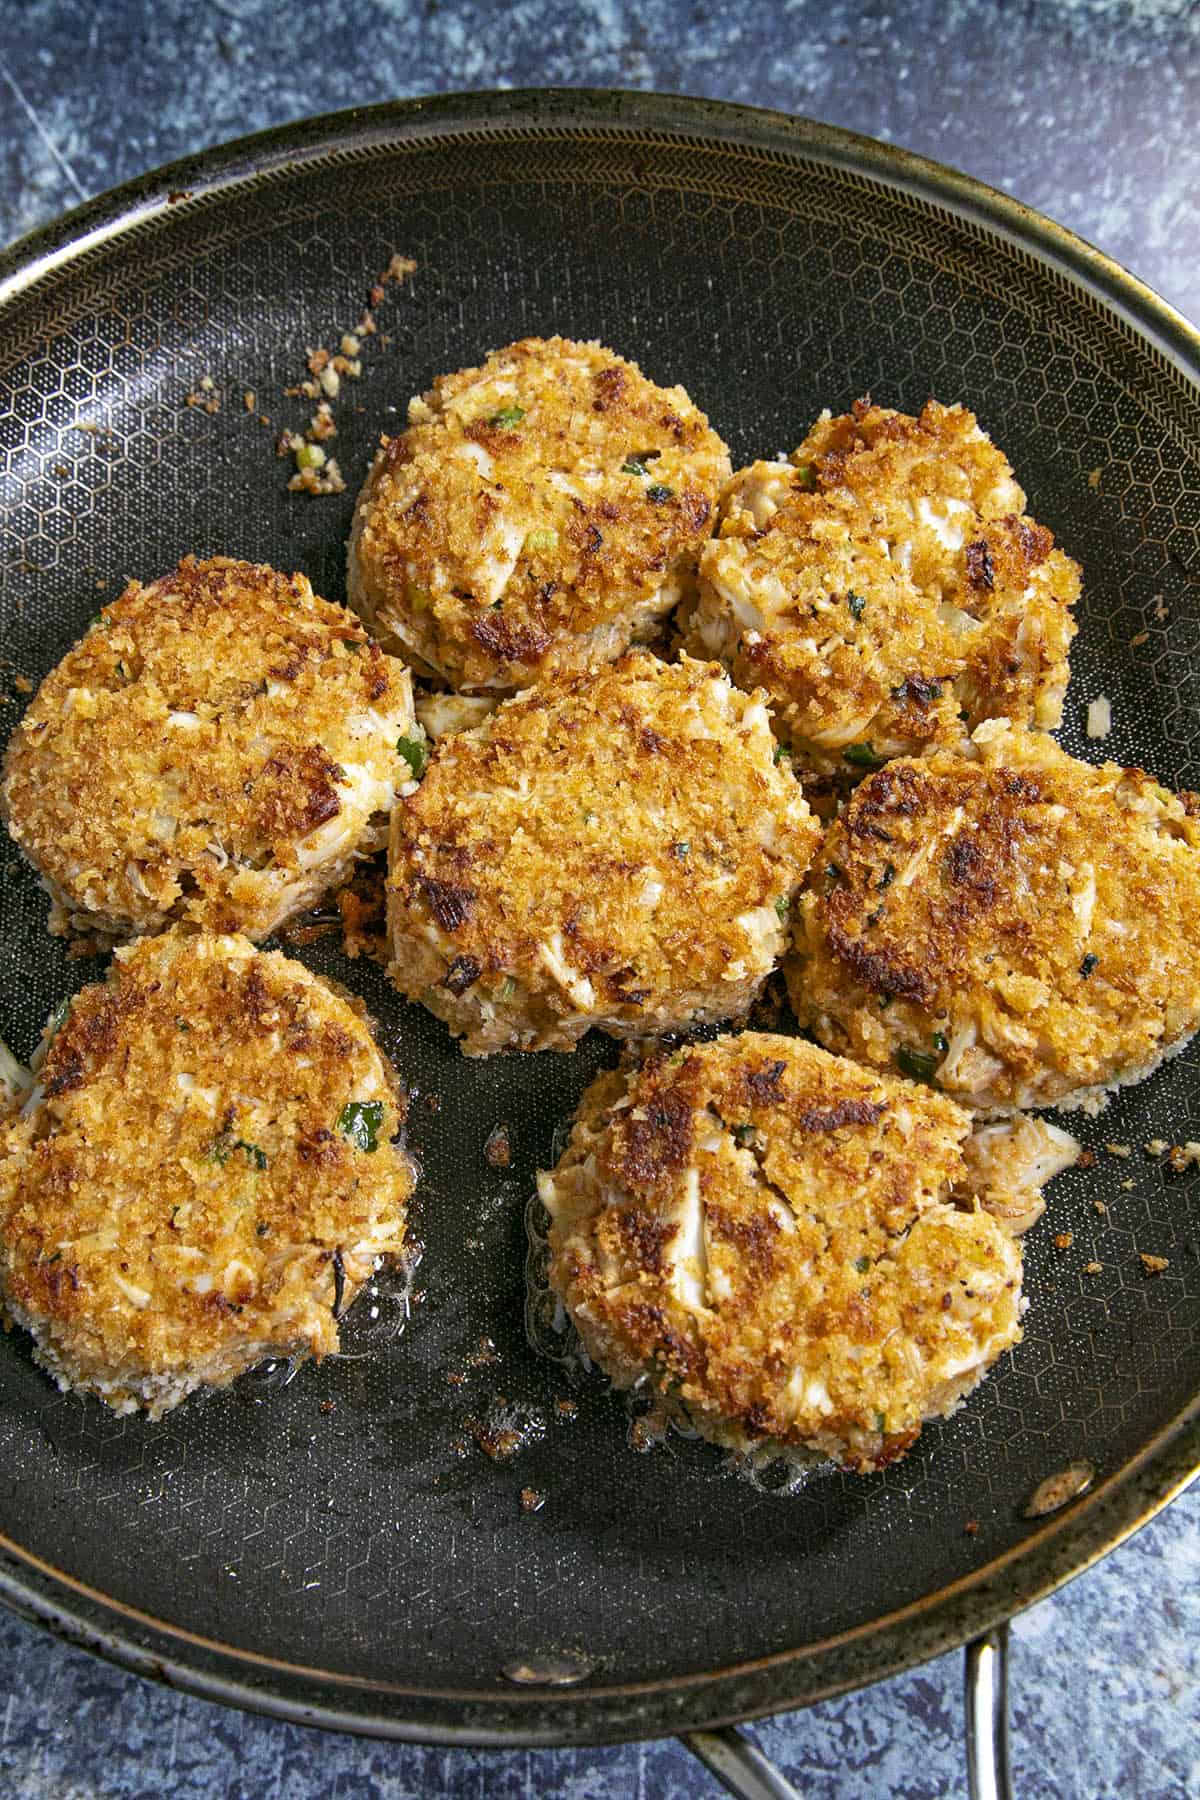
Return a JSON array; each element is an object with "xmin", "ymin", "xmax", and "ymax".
[
  {"xmin": 1, "ymin": 557, "xmax": 417, "ymax": 945},
  {"xmin": 679, "ymin": 398, "xmax": 1079, "ymax": 796},
  {"xmin": 539, "ymin": 1033, "xmax": 1028, "ymax": 1475},
  {"xmin": 0, "ymin": 931, "xmax": 413, "ymax": 1418},
  {"xmin": 787, "ymin": 720, "xmax": 1200, "ymax": 1116},
  {"xmin": 387, "ymin": 651, "xmax": 820, "ymax": 1056},
  {"xmin": 347, "ymin": 336, "xmax": 731, "ymax": 693}
]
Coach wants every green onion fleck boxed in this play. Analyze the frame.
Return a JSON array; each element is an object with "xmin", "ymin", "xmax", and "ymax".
[
  {"xmin": 396, "ymin": 733, "xmax": 428, "ymax": 778},
  {"xmin": 843, "ymin": 742, "xmax": 884, "ymax": 768},
  {"xmin": 294, "ymin": 441, "xmax": 325, "ymax": 470},
  {"xmin": 847, "ymin": 591, "xmax": 866, "ymax": 621},
  {"xmin": 47, "ymin": 996, "xmax": 71, "ymax": 1040},
  {"xmin": 646, "ymin": 483, "xmax": 674, "ymax": 503},
  {"xmin": 932, "ymin": 1030, "xmax": 949, "ymax": 1054},
  {"xmin": 672, "ymin": 841, "xmax": 690, "ymax": 859},
  {"xmin": 337, "ymin": 1100, "xmax": 384, "ymax": 1153},
  {"xmin": 524, "ymin": 527, "xmax": 558, "ymax": 554},
  {"xmin": 773, "ymin": 743, "xmax": 792, "ymax": 765},
  {"xmin": 774, "ymin": 895, "xmax": 790, "ymax": 920},
  {"xmin": 406, "ymin": 583, "xmax": 431, "ymax": 612},
  {"xmin": 825, "ymin": 863, "xmax": 844, "ymax": 886},
  {"xmin": 1079, "ymin": 953, "xmax": 1098, "ymax": 979},
  {"xmin": 175, "ymin": 1016, "xmax": 190, "ymax": 1032},
  {"xmin": 499, "ymin": 976, "xmax": 516, "ymax": 1000},
  {"xmin": 896, "ymin": 1045, "xmax": 939, "ymax": 1084},
  {"xmin": 794, "ymin": 462, "xmax": 818, "ymax": 492},
  {"xmin": 854, "ymin": 1255, "xmax": 870, "ymax": 1273},
  {"xmin": 238, "ymin": 1141, "xmax": 268, "ymax": 1171},
  {"xmin": 874, "ymin": 1411, "xmax": 887, "ymax": 1434},
  {"xmin": 878, "ymin": 863, "xmax": 896, "ymax": 891},
  {"xmin": 621, "ymin": 457, "xmax": 648, "ymax": 477},
  {"xmin": 341, "ymin": 638, "xmax": 363, "ymax": 654},
  {"xmin": 731, "ymin": 1122, "xmax": 756, "ymax": 1145},
  {"xmin": 487, "ymin": 405, "xmax": 525, "ymax": 428},
  {"xmin": 879, "ymin": 994, "xmax": 893, "ymax": 1010}
]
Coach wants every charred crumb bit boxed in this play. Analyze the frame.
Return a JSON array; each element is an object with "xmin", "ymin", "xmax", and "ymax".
[
  {"xmin": 555, "ymin": 1398, "xmax": 578, "ymax": 1420},
  {"xmin": 484, "ymin": 1124, "xmax": 512, "ymax": 1168},
  {"xmin": 423, "ymin": 1092, "xmax": 441, "ymax": 1113},
  {"xmin": 318, "ymin": 1398, "xmax": 336, "ymax": 1415},
  {"xmin": 447, "ymin": 1370, "xmax": 466, "ymax": 1388},
  {"xmin": 467, "ymin": 1336, "xmax": 499, "ymax": 1368},
  {"xmin": 1140, "ymin": 1252, "xmax": 1170, "ymax": 1274},
  {"xmin": 1054, "ymin": 1232, "xmax": 1073, "ymax": 1250},
  {"xmin": 1104, "ymin": 1142, "xmax": 1131, "ymax": 1159},
  {"xmin": 519, "ymin": 1487, "xmax": 545, "ymax": 1514},
  {"xmin": 185, "ymin": 377, "xmax": 221, "ymax": 415},
  {"xmin": 465, "ymin": 1235, "xmax": 482, "ymax": 1251},
  {"xmin": 1084, "ymin": 1260, "xmax": 1103, "ymax": 1274},
  {"xmin": 964, "ymin": 1518, "xmax": 979, "ymax": 1536},
  {"xmin": 465, "ymin": 1398, "xmax": 545, "ymax": 1461},
  {"xmin": 1077, "ymin": 1149, "xmax": 1096, "ymax": 1169},
  {"xmin": 288, "ymin": 457, "xmax": 346, "ymax": 496},
  {"xmin": 449, "ymin": 1435, "xmax": 470, "ymax": 1457}
]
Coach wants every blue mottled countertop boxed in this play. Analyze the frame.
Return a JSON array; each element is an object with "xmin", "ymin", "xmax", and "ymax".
[{"xmin": 1, "ymin": 3, "xmax": 1198, "ymax": 1795}]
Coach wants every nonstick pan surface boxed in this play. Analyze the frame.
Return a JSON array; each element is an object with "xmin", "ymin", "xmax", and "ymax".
[{"xmin": 0, "ymin": 89, "xmax": 1198, "ymax": 1747}]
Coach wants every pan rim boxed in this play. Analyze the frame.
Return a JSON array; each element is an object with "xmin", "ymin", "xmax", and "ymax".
[{"xmin": 1, "ymin": 84, "xmax": 1198, "ymax": 1746}]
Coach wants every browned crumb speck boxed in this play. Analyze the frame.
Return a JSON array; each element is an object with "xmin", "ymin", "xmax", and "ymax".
[
  {"xmin": 1054, "ymin": 1232, "xmax": 1074, "ymax": 1249},
  {"xmin": 484, "ymin": 1125, "xmax": 512, "ymax": 1168},
  {"xmin": 1140, "ymin": 1253, "xmax": 1170, "ymax": 1274}
]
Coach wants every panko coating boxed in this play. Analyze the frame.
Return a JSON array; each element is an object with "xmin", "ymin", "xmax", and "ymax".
[
  {"xmin": 347, "ymin": 336, "xmax": 731, "ymax": 693},
  {"xmin": 1, "ymin": 556, "xmax": 417, "ymax": 944},
  {"xmin": 539, "ymin": 1033, "xmax": 1031, "ymax": 1474},
  {"xmin": 0, "ymin": 931, "xmax": 414, "ymax": 1417},
  {"xmin": 786, "ymin": 720, "xmax": 1200, "ymax": 1114},
  {"xmin": 387, "ymin": 651, "xmax": 820, "ymax": 1055},
  {"xmin": 679, "ymin": 398, "xmax": 1079, "ymax": 793}
]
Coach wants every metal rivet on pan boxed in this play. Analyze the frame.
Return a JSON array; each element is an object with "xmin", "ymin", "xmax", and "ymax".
[
  {"xmin": 501, "ymin": 1652, "xmax": 594, "ymax": 1687},
  {"xmin": 1023, "ymin": 1459, "xmax": 1096, "ymax": 1519}
]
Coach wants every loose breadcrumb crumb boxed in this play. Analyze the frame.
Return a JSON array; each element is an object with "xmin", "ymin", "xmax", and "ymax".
[
  {"xmin": 1104, "ymin": 1143, "xmax": 1131, "ymax": 1158},
  {"xmin": 1054, "ymin": 1232, "xmax": 1073, "ymax": 1249},
  {"xmin": 1139, "ymin": 1253, "xmax": 1170, "ymax": 1274},
  {"xmin": 1084, "ymin": 1261, "xmax": 1103, "ymax": 1274}
]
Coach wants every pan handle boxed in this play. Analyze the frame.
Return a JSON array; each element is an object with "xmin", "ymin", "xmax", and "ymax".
[
  {"xmin": 679, "ymin": 1628, "xmax": 1012, "ymax": 1800},
  {"xmin": 680, "ymin": 1725, "xmax": 806, "ymax": 1799}
]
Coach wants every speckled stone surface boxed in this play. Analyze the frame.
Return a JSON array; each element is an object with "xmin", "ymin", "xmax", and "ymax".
[{"xmin": 1, "ymin": 2, "xmax": 1198, "ymax": 1795}]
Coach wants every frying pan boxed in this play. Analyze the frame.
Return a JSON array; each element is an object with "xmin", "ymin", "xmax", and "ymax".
[{"xmin": 0, "ymin": 89, "xmax": 1198, "ymax": 1800}]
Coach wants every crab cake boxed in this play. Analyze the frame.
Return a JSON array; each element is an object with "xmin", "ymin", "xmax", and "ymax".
[
  {"xmin": 0, "ymin": 931, "xmax": 413, "ymax": 1417},
  {"xmin": 539, "ymin": 1033, "xmax": 1029, "ymax": 1475},
  {"xmin": 387, "ymin": 651, "xmax": 820, "ymax": 1055},
  {"xmin": 348, "ymin": 336, "xmax": 731, "ymax": 693},
  {"xmin": 679, "ymin": 398, "xmax": 1079, "ymax": 791},
  {"xmin": 787, "ymin": 720, "xmax": 1200, "ymax": 1115},
  {"xmin": 1, "ymin": 556, "xmax": 417, "ymax": 944}
]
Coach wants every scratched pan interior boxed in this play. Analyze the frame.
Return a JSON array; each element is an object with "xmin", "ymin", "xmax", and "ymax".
[{"xmin": 0, "ymin": 91, "xmax": 1199, "ymax": 1747}]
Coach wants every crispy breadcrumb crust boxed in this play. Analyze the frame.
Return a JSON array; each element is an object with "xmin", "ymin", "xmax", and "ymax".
[
  {"xmin": 387, "ymin": 652, "xmax": 820, "ymax": 1054},
  {"xmin": 0, "ymin": 931, "xmax": 413, "ymax": 1416},
  {"xmin": 787, "ymin": 721, "xmax": 1200, "ymax": 1114},
  {"xmin": 540, "ymin": 1034, "xmax": 1025, "ymax": 1474},
  {"xmin": 348, "ymin": 337, "xmax": 731, "ymax": 692},
  {"xmin": 679, "ymin": 399, "xmax": 1079, "ymax": 790},
  {"xmin": 1, "ymin": 557, "xmax": 416, "ymax": 943}
]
